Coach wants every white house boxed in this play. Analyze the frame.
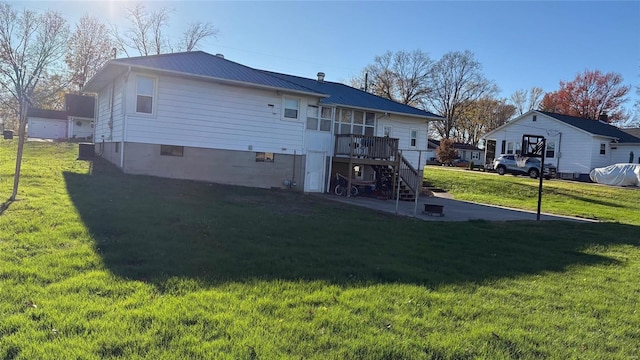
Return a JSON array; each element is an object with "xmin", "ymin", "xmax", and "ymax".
[
  {"xmin": 482, "ymin": 110, "xmax": 640, "ymax": 180},
  {"xmin": 82, "ymin": 51, "xmax": 444, "ymax": 195},
  {"xmin": 427, "ymin": 139, "xmax": 485, "ymax": 165}
]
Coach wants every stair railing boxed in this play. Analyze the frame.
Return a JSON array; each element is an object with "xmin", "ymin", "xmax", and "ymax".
[{"xmin": 398, "ymin": 153, "xmax": 419, "ymax": 194}]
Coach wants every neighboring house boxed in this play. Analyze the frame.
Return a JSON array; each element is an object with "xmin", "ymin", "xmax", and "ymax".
[
  {"xmin": 482, "ymin": 110, "xmax": 640, "ymax": 180},
  {"xmin": 427, "ymin": 139, "xmax": 484, "ymax": 164},
  {"xmin": 27, "ymin": 94, "xmax": 95, "ymax": 140},
  {"xmin": 82, "ymin": 51, "xmax": 444, "ymax": 196}
]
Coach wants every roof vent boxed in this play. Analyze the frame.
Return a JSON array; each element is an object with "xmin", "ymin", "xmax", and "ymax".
[
  {"xmin": 317, "ymin": 72, "xmax": 325, "ymax": 82},
  {"xmin": 215, "ymin": 53, "xmax": 224, "ymax": 59},
  {"xmin": 599, "ymin": 113, "xmax": 608, "ymax": 122}
]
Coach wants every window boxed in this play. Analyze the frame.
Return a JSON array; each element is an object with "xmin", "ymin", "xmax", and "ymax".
[
  {"xmin": 136, "ymin": 76, "xmax": 155, "ymax": 114},
  {"xmin": 472, "ymin": 152, "xmax": 480, "ymax": 160},
  {"xmin": 256, "ymin": 152, "xmax": 274, "ymax": 162},
  {"xmin": 515, "ymin": 142, "xmax": 521, "ymax": 155},
  {"xmin": 160, "ymin": 145, "xmax": 183, "ymax": 157},
  {"xmin": 306, "ymin": 105, "xmax": 319, "ymax": 130},
  {"xmin": 501, "ymin": 140, "xmax": 506, "ymax": 154},
  {"xmin": 506, "ymin": 142, "xmax": 514, "ymax": 154},
  {"xmin": 600, "ymin": 143, "xmax": 606, "ymax": 155},
  {"xmin": 546, "ymin": 141, "xmax": 555, "ymax": 158},
  {"xmin": 383, "ymin": 125, "xmax": 392, "ymax": 137},
  {"xmin": 334, "ymin": 108, "xmax": 375, "ymax": 135},
  {"xmin": 410, "ymin": 129, "xmax": 418, "ymax": 147},
  {"xmin": 533, "ymin": 115, "xmax": 537, "ymax": 122},
  {"xmin": 306, "ymin": 105, "xmax": 332, "ymax": 132},
  {"xmin": 283, "ymin": 98, "xmax": 299, "ymax": 119},
  {"xmin": 353, "ymin": 165, "xmax": 363, "ymax": 179}
]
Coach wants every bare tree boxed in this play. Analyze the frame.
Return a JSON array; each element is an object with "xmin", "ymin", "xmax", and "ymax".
[
  {"xmin": 509, "ymin": 87, "xmax": 543, "ymax": 115},
  {"xmin": 181, "ymin": 22, "xmax": 218, "ymax": 52},
  {"xmin": 66, "ymin": 14, "xmax": 113, "ymax": 90},
  {"xmin": 456, "ymin": 97, "xmax": 515, "ymax": 145},
  {"xmin": 354, "ymin": 50, "xmax": 433, "ymax": 107},
  {"xmin": 114, "ymin": 3, "xmax": 218, "ymax": 56},
  {"xmin": 427, "ymin": 50, "xmax": 497, "ymax": 139},
  {"xmin": 0, "ymin": 3, "xmax": 68, "ymax": 200}
]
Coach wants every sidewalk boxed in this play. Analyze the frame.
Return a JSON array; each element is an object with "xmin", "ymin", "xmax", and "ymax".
[{"xmin": 320, "ymin": 192, "xmax": 594, "ymax": 222}]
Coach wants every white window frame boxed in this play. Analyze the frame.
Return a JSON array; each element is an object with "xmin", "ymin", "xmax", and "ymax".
[
  {"xmin": 506, "ymin": 142, "xmax": 514, "ymax": 154},
  {"xmin": 135, "ymin": 75, "xmax": 156, "ymax": 115},
  {"xmin": 383, "ymin": 125, "xmax": 392, "ymax": 137},
  {"xmin": 282, "ymin": 97, "xmax": 300, "ymax": 121},
  {"xmin": 334, "ymin": 108, "xmax": 375, "ymax": 135},
  {"xmin": 410, "ymin": 128, "xmax": 418, "ymax": 148},
  {"xmin": 599, "ymin": 143, "xmax": 606, "ymax": 155},
  {"xmin": 546, "ymin": 141, "xmax": 555, "ymax": 158},
  {"xmin": 306, "ymin": 105, "xmax": 332, "ymax": 132}
]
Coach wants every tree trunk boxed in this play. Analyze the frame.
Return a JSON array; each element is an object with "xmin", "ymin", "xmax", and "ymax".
[{"xmin": 10, "ymin": 102, "xmax": 28, "ymax": 201}]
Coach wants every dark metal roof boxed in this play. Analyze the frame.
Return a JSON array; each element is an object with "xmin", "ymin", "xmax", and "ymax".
[
  {"xmin": 263, "ymin": 71, "xmax": 443, "ymax": 119},
  {"xmin": 84, "ymin": 51, "xmax": 322, "ymax": 96},
  {"xmin": 65, "ymin": 94, "xmax": 95, "ymax": 118},
  {"xmin": 83, "ymin": 51, "xmax": 442, "ymax": 120},
  {"xmin": 539, "ymin": 111, "xmax": 640, "ymax": 143},
  {"xmin": 28, "ymin": 108, "xmax": 67, "ymax": 120}
]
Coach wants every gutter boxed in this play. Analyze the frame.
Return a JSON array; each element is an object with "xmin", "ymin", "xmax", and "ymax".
[{"xmin": 120, "ymin": 67, "xmax": 131, "ymax": 169}]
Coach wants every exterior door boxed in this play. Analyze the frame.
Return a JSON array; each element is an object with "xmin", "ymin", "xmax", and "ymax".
[{"xmin": 304, "ymin": 151, "xmax": 325, "ymax": 193}]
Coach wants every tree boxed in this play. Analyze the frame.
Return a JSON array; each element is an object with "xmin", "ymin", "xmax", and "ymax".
[
  {"xmin": 436, "ymin": 138, "xmax": 457, "ymax": 165},
  {"xmin": 66, "ymin": 14, "xmax": 114, "ymax": 90},
  {"xmin": 455, "ymin": 98, "xmax": 515, "ymax": 146},
  {"xmin": 181, "ymin": 22, "xmax": 219, "ymax": 52},
  {"xmin": 0, "ymin": 3, "xmax": 69, "ymax": 200},
  {"xmin": 509, "ymin": 86, "xmax": 543, "ymax": 115},
  {"xmin": 113, "ymin": 3, "xmax": 218, "ymax": 57},
  {"xmin": 427, "ymin": 50, "xmax": 497, "ymax": 139},
  {"xmin": 539, "ymin": 69, "xmax": 630, "ymax": 123},
  {"xmin": 353, "ymin": 50, "xmax": 433, "ymax": 107}
]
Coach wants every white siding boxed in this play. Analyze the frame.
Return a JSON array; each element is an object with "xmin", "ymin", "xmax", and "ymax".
[
  {"xmin": 94, "ymin": 78, "xmax": 124, "ymax": 142},
  {"xmin": 610, "ymin": 144, "xmax": 640, "ymax": 164},
  {"xmin": 378, "ymin": 114, "xmax": 429, "ymax": 168},
  {"xmin": 123, "ymin": 73, "xmax": 317, "ymax": 155}
]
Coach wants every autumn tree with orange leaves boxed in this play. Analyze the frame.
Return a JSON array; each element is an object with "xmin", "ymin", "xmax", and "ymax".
[{"xmin": 540, "ymin": 70, "xmax": 630, "ymax": 123}]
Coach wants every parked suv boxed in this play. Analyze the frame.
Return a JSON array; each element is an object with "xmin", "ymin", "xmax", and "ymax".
[{"xmin": 493, "ymin": 155, "xmax": 557, "ymax": 179}]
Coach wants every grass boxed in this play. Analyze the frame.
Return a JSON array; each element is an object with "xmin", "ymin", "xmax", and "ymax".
[
  {"xmin": 424, "ymin": 166, "xmax": 640, "ymax": 225},
  {"xmin": 0, "ymin": 141, "xmax": 638, "ymax": 359}
]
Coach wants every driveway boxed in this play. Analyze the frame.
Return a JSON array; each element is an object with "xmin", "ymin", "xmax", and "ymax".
[{"xmin": 321, "ymin": 192, "xmax": 594, "ymax": 222}]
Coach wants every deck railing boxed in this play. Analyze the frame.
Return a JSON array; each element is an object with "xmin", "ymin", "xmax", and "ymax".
[
  {"xmin": 334, "ymin": 134, "xmax": 399, "ymax": 161},
  {"xmin": 398, "ymin": 154, "xmax": 420, "ymax": 193}
]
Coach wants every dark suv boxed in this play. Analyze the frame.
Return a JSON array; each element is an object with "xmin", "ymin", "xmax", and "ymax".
[{"xmin": 493, "ymin": 155, "xmax": 557, "ymax": 179}]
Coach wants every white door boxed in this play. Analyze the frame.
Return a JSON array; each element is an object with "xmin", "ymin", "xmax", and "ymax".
[
  {"xmin": 28, "ymin": 118, "xmax": 67, "ymax": 139},
  {"xmin": 304, "ymin": 151, "xmax": 325, "ymax": 193}
]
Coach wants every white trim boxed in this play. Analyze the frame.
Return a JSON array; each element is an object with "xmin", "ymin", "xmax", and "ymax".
[
  {"xmin": 282, "ymin": 96, "xmax": 300, "ymax": 121},
  {"xmin": 409, "ymin": 128, "xmax": 418, "ymax": 148},
  {"xmin": 135, "ymin": 75, "xmax": 157, "ymax": 116}
]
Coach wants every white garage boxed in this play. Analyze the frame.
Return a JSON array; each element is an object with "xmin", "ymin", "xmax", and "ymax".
[{"xmin": 28, "ymin": 118, "xmax": 68, "ymax": 139}]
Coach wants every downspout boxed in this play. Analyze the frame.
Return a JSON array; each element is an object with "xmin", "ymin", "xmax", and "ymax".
[
  {"xmin": 120, "ymin": 67, "xmax": 131, "ymax": 169},
  {"xmin": 556, "ymin": 132, "xmax": 562, "ymax": 173}
]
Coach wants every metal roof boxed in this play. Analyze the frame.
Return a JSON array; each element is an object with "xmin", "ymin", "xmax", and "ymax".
[
  {"xmin": 83, "ymin": 51, "xmax": 323, "ymax": 96},
  {"xmin": 540, "ymin": 111, "xmax": 640, "ymax": 143},
  {"xmin": 263, "ymin": 71, "xmax": 443, "ymax": 119},
  {"xmin": 83, "ymin": 51, "xmax": 442, "ymax": 120}
]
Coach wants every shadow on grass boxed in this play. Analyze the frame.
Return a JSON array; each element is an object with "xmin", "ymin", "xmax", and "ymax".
[
  {"xmin": 65, "ymin": 158, "xmax": 639, "ymax": 290},
  {"xmin": 0, "ymin": 198, "xmax": 13, "ymax": 216}
]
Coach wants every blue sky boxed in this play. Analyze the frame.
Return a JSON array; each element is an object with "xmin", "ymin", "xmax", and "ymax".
[{"xmin": 14, "ymin": 1, "xmax": 640, "ymax": 112}]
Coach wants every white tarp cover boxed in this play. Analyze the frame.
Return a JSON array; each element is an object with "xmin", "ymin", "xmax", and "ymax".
[{"xmin": 589, "ymin": 164, "xmax": 640, "ymax": 186}]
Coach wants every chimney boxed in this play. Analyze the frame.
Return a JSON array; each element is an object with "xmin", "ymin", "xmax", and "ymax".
[
  {"xmin": 599, "ymin": 113, "xmax": 608, "ymax": 122},
  {"xmin": 215, "ymin": 53, "xmax": 224, "ymax": 59},
  {"xmin": 317, "ymin": 72, "xmax": 325, "ymax": 82}
]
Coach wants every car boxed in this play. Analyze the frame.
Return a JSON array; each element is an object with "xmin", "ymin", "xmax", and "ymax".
[{"xmin": 493, "ymin": 155, "xmax": 557, "ymax": 179}]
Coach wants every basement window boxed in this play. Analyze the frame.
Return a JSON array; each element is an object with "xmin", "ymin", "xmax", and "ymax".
[
  {"xmin": 256, "ymin": 152, "xmax": 274, "ymax": 162},
  {"xmin": 160, "ymin": 145, "xmax": 184, "ymax": 157}
]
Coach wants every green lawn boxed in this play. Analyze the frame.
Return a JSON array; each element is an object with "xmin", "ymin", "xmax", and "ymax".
[
  {"xmin": 0, "ymin": 142, "xmax": 638, "ymax": 359},
  {"xmin": 424, "ymin": 166, "xmax": 640, "ymax": 225}
]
